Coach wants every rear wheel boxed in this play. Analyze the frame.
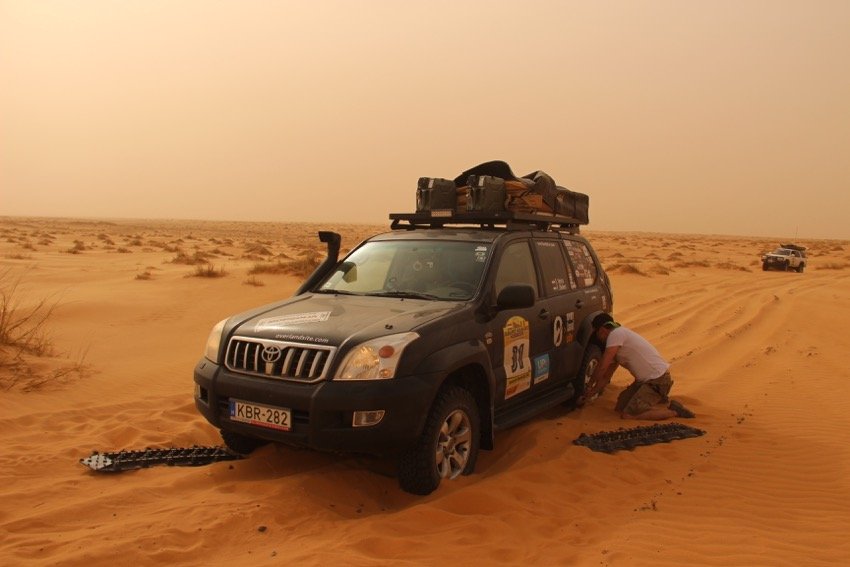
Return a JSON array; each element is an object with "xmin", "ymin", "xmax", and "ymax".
[
  {"xmin": 797, "ymin": 263, "xmax": 805, "ymax": 273},
  {"xmin": 220, "ymin": 429, "xmax": 266, "ymax": 455},
  {"xmin": 573, "ymin": 343, "xmax": 603, "ymax": 401},
  {"xmin": 398, "ymin": 387, "xmax": 480, "ymax": 495}
]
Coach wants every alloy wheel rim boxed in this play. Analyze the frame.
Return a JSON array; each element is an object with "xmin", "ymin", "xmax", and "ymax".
[{"xmin": 435, "ymin": 409, "xmax": 472, "ymax": 479}]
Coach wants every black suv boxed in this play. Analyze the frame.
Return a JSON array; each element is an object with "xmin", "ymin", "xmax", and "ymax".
[{"xmin": 194, "ymin": 211, "xmax": 613, "ymax": 494}]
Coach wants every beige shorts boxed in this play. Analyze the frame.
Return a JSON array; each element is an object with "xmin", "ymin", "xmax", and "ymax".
[{"xmin": 615, "ymin": 372, "xmax": 673, "ymax": 416}]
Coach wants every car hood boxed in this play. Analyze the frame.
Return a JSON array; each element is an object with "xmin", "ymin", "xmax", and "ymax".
[{"xmin": 229, "ymin": 293, "xmax": 459, "ymax": 346}]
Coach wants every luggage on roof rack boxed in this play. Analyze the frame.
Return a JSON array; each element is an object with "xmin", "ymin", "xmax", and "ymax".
[
  {"xmin": 414, "ymin": 160, "xmax": 589, "ymax": 224},
  {"xmin": 389, "ymin": 210, "xmax": 582, "ymax": 233}
]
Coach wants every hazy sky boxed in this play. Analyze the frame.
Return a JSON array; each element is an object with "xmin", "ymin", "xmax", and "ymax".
[{"xmin": 2, "ymin": 1, "xmax": 849, "ymax": 239}]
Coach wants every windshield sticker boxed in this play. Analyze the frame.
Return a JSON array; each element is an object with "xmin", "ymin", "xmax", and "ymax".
[
  {"xmin": 474, "ymin": 246, "xmax": 488, "ymax": 263},
  {"xmin": 255, "ymin": 311, "xmax": 331, "ymax": 332},
  {"xmin": 533, "ymin": 354, "xmax": 550, "ymax": 384},
  {"xmin": 503, "ymin": 316, "xmax": 531, "ymax": 399}
]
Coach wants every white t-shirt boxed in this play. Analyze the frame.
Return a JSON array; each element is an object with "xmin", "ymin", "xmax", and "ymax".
[{"xmin": 605, "ymin": 326, "xmax": 670, "ymax": 382}]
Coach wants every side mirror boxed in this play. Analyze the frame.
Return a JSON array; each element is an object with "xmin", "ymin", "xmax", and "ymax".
[{"xmin": 496, "ymin": 284, "xmax": 535, "ymax": 310}]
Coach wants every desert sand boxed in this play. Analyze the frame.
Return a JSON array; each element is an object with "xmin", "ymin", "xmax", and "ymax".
[{"xmin": 1, "ymin": 216, "xmax": 849, "ymax": 566}]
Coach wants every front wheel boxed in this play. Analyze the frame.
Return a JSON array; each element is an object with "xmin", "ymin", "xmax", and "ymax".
[
  {"xmin": 797, "ymin": 263, "xmax": 805, "ymax": 273},
  {"xmin": 398, "ymin": 387, "xmax": 480, "ymax": 495}
]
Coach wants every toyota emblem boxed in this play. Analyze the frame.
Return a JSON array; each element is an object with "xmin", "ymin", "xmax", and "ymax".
[{"xmin": 261, "ymin": 345, "xmax": 282, "ymax": 363}]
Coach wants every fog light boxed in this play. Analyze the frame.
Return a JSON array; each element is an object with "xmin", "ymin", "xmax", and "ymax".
[{"xmin": 352, "ymin": 410, "xmax": 385, "ymax": 427}]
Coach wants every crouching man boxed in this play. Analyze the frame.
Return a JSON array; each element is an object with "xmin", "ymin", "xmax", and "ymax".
[{"xmin": 583, "ymin": 313, "xmax": 694, "ymax": 420}]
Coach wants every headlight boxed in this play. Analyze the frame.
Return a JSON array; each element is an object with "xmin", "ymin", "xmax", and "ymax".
[
  {"xmin": 204, "ymin": 319, "xmax": 228, "ymax": 363},
  {"xmin": 335, "ymin": 332, "xmax": 419, "ymax": 380}
]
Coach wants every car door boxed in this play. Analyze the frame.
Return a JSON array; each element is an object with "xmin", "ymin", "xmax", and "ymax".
[{"xmin": 487, "ymin": 236, "xmax": 552, "ymax": 408}]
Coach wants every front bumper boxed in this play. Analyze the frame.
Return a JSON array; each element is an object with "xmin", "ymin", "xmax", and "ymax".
[{"xmin": 193, "ymin": 358, "xmax": 440, "ymax": 455}]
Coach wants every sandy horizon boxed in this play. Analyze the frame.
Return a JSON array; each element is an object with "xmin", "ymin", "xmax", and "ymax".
[{"xmin": 2, "ymin": 215, "xmax": 849, "ymax": 566}]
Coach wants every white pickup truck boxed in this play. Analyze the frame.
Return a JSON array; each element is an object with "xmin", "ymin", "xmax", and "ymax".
[{"xmin": 762, "ymin": 244, "xmax": 807, "ymax": 272}]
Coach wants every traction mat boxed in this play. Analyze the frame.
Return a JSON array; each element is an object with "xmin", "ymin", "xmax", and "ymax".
[
  {"xmin": 573, "ymin": 423, "xmax": 705, "ymax": 453},
  {"xmin": 80, "ymin": 446, "xmax": 243, "ymax": 472}
]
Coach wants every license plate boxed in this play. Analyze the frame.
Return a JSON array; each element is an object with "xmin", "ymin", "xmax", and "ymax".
[{"xmin": 229, "ymin": 399, "xmax": 292, "ymax": 431}]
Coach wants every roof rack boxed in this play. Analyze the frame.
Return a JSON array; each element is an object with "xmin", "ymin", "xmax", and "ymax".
[{"xmin": 389, "ymin": 211, "xmax": 582, "ymax": 233}]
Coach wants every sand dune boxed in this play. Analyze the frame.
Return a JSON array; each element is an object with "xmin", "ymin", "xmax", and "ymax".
[{"xmin": 1, "ymin": 217, "xmax": 849, "ymax": 566}]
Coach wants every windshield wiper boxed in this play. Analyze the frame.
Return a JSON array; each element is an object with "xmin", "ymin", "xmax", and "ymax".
[
  {"xmin": 313, "ymin": 289, "xmax": 363, "ymax": 296},
  {"xmin": 370, "ymin": 290, "xmax": 441, "ymax": 300}
]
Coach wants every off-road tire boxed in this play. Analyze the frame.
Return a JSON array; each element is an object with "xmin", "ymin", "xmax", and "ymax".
[
  {"xmin": 797, "ymin": 263, "xmax": 805, "ymax": 273},
  {"xmin": 762, "ymin": 262, "xmax": 769, "ymax": 271},
  {"xmin": 220, "ymin": 429, "xmax": 266, "ymax": 455},
  {"xmin": 573, "ymin": 343, "xmax": 603, "ymax": 399},
  {"xmin": 397, "ymin": 386, "xmax": 480, "ymax": 496}
]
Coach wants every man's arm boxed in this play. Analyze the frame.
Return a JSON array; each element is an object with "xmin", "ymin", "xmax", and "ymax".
[{"xmin": 583, "ymin": 345, "xmax": 620, "ymax": 400}]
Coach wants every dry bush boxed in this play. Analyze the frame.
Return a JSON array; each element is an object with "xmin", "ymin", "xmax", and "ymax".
[
  {"xmin": 650, "ymin": 263, "xmax": 672, "ymax": 275},
  {"xmin": 0, "ymin": 270, "xmax": 56, "ymax": 359},
  {"xmin": 243, "ymin": 276, "xmax": 265, "ymax": 287},
  {"xmin": 5, "ymin": 253, "xmax": 32, "ymax": 260},
  {"xmin": 244, "ymin": 243, "xmax": 273, "ymax": 256},
  {"xmin": 64, "ymin": 240, "xmax": 86, "ymax": 254},
  {"xmin": 116, "ymin": 247, "xmax": 132, "ymax": 254},
  {"xmin": 135, "ymin": 270, "xmax": 154, "ymax": 280},
  {"xmin": 248, "ymin": 260, "xmax": 289, "ymax": 275},
  {"xmin": 0, "ymin": 269, "xmax": 87, "ymax": 391},
  {"xmin": 608, "ymin": 262, "xmax": 649, "ymax": 276},
  {"xmin": 673, "ymin": 260, "xmax": 712, "ymax": 268},
  {"xmin": 715, "ymin": 262, "xmax": 751, "ymax": 272},
  {"xmin": 170, "ymin": 251, "xmax": 211, "ymax": 265},
  {"xmin": 190, "ymin": 264, "xmax": 228, "ymax": 278}
]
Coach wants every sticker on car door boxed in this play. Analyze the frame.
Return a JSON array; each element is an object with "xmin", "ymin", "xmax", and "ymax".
[{"xmin": 503, "ymin": 316, "xmax": 531, "ymax": 399}]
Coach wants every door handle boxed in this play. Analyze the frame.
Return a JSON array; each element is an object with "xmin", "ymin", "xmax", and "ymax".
[
  {"xmin": 575, "ymin": 299, "xmax": 584, "ymax": 309},
  {"xmin": 538, "ymin": 309, "xmax": 549, "ymax": 319}
]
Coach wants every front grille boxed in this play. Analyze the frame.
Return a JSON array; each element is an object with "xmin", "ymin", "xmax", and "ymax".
[{"xmin": 225, "ymin": 337, "xmax": 336, "ymax": 382}]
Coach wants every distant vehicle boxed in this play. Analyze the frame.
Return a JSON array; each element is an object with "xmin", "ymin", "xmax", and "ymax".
[{"xmin": 762, "ymin": 243, "xmax": 807, "ymax": 272}]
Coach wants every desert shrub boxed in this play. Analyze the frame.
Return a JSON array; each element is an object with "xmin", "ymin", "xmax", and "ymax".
[
  {"xmin": 243, "ymin": 276, "xmax": 265, "ymax": 287},
  {"xmin": 248, "ymin": 260, "xmax": 289, "ymax": 275},
  {"xmin": 0, "ymin": 269, "xmax": 56, "ymax": 361},
  {"xmin": 816, "ymin": 262, "xmax": 850, "ymax": 270},
  {"xmin": 190, "ymin": 264, "xmax": 227, "ymax": 278},
  {"xmin": 135, "ymin": 271, "xmax": 153, "ymax": 280},
  {"xmin": 5, "ymin": 253, "xmax": 32, "ymax": 260},
  {"xmin": 715, "ymin": 262, "xmax": 751, "ymax": 272},
  {"xmin": 171, "ymin": 251, "xmax": 211, "ymax": 265},
  {"xmin": 64, "ymin": 240, "xmax": 86, "ymax": 254},
  {"xmin": 673, "ymin": 260, "xmax": 711, "ymax": 268},
  {"xmin": 244, "ymin": 243, "xmax": 273, "ymax": 256},
  {"xmin": 116, "ymin": 247, "xmax": 131, "ymax": 254},
  {"xmin": 608, "ymin": 263, "xmax": 649, "ymax": 276}
]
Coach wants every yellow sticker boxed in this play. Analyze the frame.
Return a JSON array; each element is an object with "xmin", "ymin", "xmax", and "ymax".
[{"xmin": 503, "ymin": 316, "xmax": 531, "ymax": 399}]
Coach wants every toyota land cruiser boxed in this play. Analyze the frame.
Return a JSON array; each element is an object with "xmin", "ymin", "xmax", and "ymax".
[{"xmin": 194, "ymin": 210, "xmax": 613, "ymax": 494}]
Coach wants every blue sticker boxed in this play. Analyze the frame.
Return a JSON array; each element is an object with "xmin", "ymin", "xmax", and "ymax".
[{"xmin": 533, "ymin": 354, "xmax": 550, "ymax": 384}]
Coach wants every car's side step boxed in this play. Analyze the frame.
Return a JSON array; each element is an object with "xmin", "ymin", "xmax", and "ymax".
[{"xmin": 493, "ymin": 385, "xmax": 575, "ymax": 431}]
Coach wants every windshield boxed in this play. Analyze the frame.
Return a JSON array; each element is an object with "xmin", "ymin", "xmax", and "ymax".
[
  {"xmin": 771, "ymin": 249, "xmax": 792, "ymax": 255},
  {"xmin": 316, "ymin": 240, "xmax": 489, "ymax": 300}
]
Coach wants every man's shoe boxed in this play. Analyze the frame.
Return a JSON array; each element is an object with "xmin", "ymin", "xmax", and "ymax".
[{"xmin": 669, "ymin": 400, "xmax": 695, "ymax": 418}]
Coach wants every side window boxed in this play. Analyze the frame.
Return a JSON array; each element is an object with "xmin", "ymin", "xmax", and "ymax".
[
  {"xmin": 494, "ymin": 240, "xmax": 538, "ymax": 298},
  {"xmin": 562, "ymin": 240, "xmax": 598, "ymax": 289},
  {"xmin": 533, "ymin": 239, "xmax": 572, "ymax": 295}
]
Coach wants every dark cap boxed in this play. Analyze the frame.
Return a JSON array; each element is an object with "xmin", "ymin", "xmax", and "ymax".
[{"xmin": 592, "ymin": 312, "xmax": 619, "ymax": 332}]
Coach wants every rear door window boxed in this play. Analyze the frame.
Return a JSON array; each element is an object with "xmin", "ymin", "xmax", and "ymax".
[
  {"xmin": 562, "ymin": 240, "xmax": 598, "ymax": 288},
  {"xmin": 533, "ymin": 239, "xmax": 572, "ymax": 296}
]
